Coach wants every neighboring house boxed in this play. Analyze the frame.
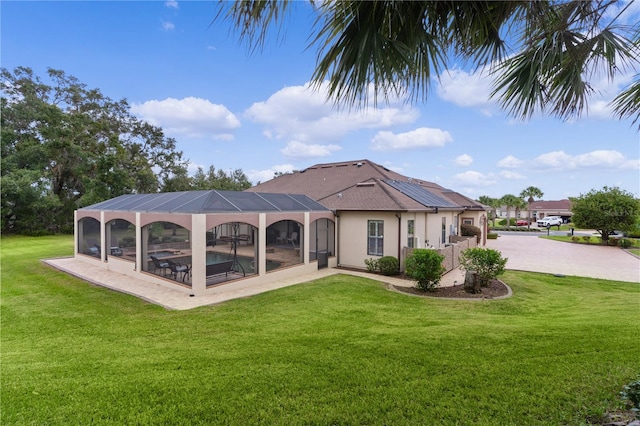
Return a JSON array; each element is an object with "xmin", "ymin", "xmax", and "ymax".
[
  {"xmin": 496, "ymin": 199, "xmax": 573, "ymax": 223},
  {"xmin": 528, "ymin": 199, "xmax": 573, "ymax": 223},
  {"xmin": 246, "ymin": 159, "xmax": 489, "ymax": 270}
]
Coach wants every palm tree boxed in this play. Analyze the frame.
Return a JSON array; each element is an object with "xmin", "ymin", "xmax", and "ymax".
[
  {"xmin": 519, "ymin": 186, "xmax": 544, "ymax": 229},
  {"xmin": 500, "ymin": 194, "xmax": 524, "ymax": 230},
  {"xmin": 478, "ymin": 195, "xmax": 499, "ymax": 227},
  {"xmin": 216, "ymin": 1, "xmax": 640, "ymax": 127}
]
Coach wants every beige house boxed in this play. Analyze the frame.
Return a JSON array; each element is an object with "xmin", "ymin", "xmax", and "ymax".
[
  {"xmin": 74, "ymin": 160, "xmax": 487, "ymax": 297},
  {"xmin": 247, "ymin": 159, "xmax": 489, "ymax": 270}
]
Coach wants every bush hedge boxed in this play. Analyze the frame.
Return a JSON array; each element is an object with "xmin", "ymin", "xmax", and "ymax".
[
  {"xmin": 378, "ymin": 256, "xmax": 399, "ymax": 276},
  {"xmin": 461, "ymin": 223, "xmax": 482, "ymax": 243},
  {"xmin": 404, "ymin": 249, "xmax": 445, "ymax": 291}
]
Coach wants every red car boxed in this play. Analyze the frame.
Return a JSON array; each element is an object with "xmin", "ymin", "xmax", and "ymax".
[{"xmin": 516, "ymin": 219, "xmax": 529, "ymax": 226}]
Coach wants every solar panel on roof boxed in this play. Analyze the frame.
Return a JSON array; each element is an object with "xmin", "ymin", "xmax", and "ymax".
[{"xmin": 385, "ymin": 180, "xmax": 457, "ymax": 208}]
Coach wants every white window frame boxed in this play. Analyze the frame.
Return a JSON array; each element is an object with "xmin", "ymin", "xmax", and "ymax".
[
  {"xmin": 407, "ymin": 219, "xmax": 415, "ymax": 248},
  {"xmin": 367, "ymin": 220, "xmax": 384, "ymax": 256}
]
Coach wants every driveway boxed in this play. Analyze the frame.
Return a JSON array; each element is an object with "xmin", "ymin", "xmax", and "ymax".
[{"xmin": 486, "ymin": 234, "xmax": 640, "ymax": 283}]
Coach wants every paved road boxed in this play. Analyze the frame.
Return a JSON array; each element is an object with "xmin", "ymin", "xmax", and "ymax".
[{"xmin": 486, "ymin": 234, "xmax": 640, "ymax": 283}]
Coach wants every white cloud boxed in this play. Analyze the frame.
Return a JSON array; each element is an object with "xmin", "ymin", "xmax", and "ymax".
[
  {"xmin": 499, "ymin": 170, "xmax": 526, "ymax": 180},
  {"xmin": 247, "ymin": 164, "xmax": 296, "ymax": 184},
  {"xmin": 452, "ymin": 171, "xmax": 496, "ymax": 187},
  {"xmin": 497, "ymin": 155, "xmax": 523, "ymax": 168},
  {"xmin": 454, "ymin": 154, "xmax": 473, "ymax": 167},
  {"xmin": 162, "ymin": 21, "xmax": 175, "ymax": 31},
  {"xmin": 165, "ymin": 1, "xmax": 178, "ymax": 8},
  {"xmin": 370, "ymin": 127, "xmax": 452, "ymax": 151},
  {"xmin": 573, "ymin": 150, "xmax": 626, "ymax": 167},
  {"xmin": 436, "ymin": 68, "xmax": 496, "ymax": 113},
  {"xmin": 245, "ymin": 81, "xmax": 419, "ymax": 143},
  {"xmin": 532, "ymin": 149, "xmax": 637, "ymax": 170},
  {"xmin": 280, "ymin": 141, "xmax": 341, "ymax": 159},
  {"xmin": 131, "ymin": 97, "xmax": 241, "ymax": 140},
  {"xmin": 621, "ymin": 159, "xmax": 640, "ymax": 170},
  {"xmin": 532, "ymin": 151, "xmax": 574, "ymax": 168}
]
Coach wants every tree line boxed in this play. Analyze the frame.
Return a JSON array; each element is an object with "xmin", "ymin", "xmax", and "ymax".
[{"xmin": 1, "ymin": 67, "xmax": 250, "ymax": 235}]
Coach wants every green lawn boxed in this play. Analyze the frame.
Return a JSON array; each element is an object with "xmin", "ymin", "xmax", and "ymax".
[{"xmin": 2, "ymin": 235, "xmax": 639, "ymax": 425}]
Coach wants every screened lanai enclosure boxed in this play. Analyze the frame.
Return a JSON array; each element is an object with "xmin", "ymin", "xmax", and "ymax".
[{"xmin": 75, "ymin": 190, "xmax": 336, "ymax": 296}]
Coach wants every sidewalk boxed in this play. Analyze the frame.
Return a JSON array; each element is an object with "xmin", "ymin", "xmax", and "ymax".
[{"xmin": 44, "ymin": 257, "xmax": 465, "ymax": 311}]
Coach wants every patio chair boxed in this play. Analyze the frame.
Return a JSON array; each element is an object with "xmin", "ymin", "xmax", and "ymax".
[
  {"xmin": 150, "ymin": 256, "xmax": 170, "ymax": 276},
  {"xmin": 167, "ymin": 259, "xmax": 190, "ymax": 282},
  {"xmin": 287, "ymin": 232, "xmax": 298, "ymax": 245}
]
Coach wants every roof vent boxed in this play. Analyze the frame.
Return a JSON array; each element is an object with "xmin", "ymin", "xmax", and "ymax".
[
  {"xmin": 355, "ymin": 162, "xmax": 363, "ymax": 167},
  {"xmin": 356, "ymin": 182, "xmax": 375, "ymax": 187}
]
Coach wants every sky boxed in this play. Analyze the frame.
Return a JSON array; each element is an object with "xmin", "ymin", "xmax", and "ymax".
[{"xmin": 2, "ymin": 1, "xmax": 639, "ymax": 201}]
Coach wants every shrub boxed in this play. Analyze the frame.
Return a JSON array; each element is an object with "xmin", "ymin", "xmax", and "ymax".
[
  {"xmin": 405, "ymin": 249, "xmax": 445, "ymax": 292},
  {"xmin": 571, "ymin": 236, "xmax": 580, "ymax": 243},
  {"xmin": 461, "ymin": 223, "xmax": 482, "ymax": 243},
  {"xmin": 620, "ymin": 375, "xmax": 640, "ymax": 413},
  {"xmin": 378, "ymin": 256, "xmax": 399, "ymax": 276},
  {"xmin": 498, "ymin": 218, "xmax": 516, "ymax": 226},
  {"xmin": 459, "ymin": 248, "xmax": 507, "ymax": 288},
  {"xmin": 487, "ymin": 233, "xmax": 498, "ymax": 239},
  {"xmin": 582, "ymin": 235, "xmax": 592, "ymax": 244},
  {"xmin": 364, "ymin": 258, "xmax": 379, "ymax": 273},
  {"xmin": 607, "ymin": 238, "xmax": 619, "ymax": 247},
  {"xmin": 620, "ymin": 238, "xmax": 633, "ymax": 249}
]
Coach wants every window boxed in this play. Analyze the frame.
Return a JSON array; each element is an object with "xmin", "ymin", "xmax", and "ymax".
[
  {"xmin": 441, "ymin": 217, "xmax": 446, "ymax": 245},
  {"xmin": 407, "ymin": 219, "xmax": 415, "ymax": 248},
  {"xmin": 368, "ymin": 220, "xmax": 384, "ymax": 256},
  {"xmin": 462, "ymin": 218, "xmax": 473, "ymax": 225}
]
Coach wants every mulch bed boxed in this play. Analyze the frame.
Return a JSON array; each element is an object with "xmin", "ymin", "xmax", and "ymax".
[
  {"xmin": 335, "ymin": 266, "xmax": 510, "ymax": 300},
  {"xmin": 392, "ymin": 278, "xmax": 510, "ymax": 299}
]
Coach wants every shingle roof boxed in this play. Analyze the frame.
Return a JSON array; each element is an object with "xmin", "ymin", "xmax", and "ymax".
[
  {"xmin": 247, "ymin": 159, "xmax": 487, "ymax": 212},
  {"xmin": 530, "ymin": 199, "xmax": 572, "ymax": 210},
  {"xmin": 80, "ymin": 190, "xmax": 329, "ymax": 214}
]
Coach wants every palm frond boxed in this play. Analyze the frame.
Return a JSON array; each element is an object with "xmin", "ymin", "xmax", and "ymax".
[
  {"xmin": 611, "ymin": 77, "xmax": 640, "ymax": 129},
  {"xmin": 310, "ymin": 1, "xmax": 448, "ymax": 108},
  {"xmin": 492, "ymin": 0, "xmax": 638, "ymax": 121},
  {"xmin": 212, "ymin": 0, "xmax": 295, "ymax": 53}
]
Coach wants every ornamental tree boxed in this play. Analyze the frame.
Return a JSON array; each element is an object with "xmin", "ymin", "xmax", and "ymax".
[{"xmin": 570, "ymin": 186, "xmax": 640, "ymax": 244}]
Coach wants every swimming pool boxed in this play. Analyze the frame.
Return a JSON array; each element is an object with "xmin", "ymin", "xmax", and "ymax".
[
  {"xmin": 206, "ymin": 252, "xmax": 281, "ymax": 272},
  {"xmin": 149, "ymin": 250, "xmax": 180, "ymax": 258}
]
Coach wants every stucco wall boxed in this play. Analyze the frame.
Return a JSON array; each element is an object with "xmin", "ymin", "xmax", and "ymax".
[
  {"xmin": 404, "ymin": 236, "xmax": 476, "ymax": 274},
  {"xmin": 338, "ymin": 211, "xmax": 400, "ymax": 269}
]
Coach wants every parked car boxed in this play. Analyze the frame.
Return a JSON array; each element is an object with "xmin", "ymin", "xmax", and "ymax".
[
  {"xmin": 537, "ymin": 216, "xmax": 563, "ymax": 227},
  {"xmin": 516, "ymin": 219, "xmax": 528, "ymax": 226}
]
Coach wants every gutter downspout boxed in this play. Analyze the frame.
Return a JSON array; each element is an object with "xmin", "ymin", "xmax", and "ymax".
[
  {"xmin": 395, "ymin": 213, "xmax": 401, "ymax": 267},
  {"xmin": 333, "ymin": 211, "xmax": 340, "ymax": 267}
]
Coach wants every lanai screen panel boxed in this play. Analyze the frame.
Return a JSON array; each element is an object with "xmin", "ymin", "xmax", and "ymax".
[
  {"xmin": 79, "ymin": 190, "xmax": 331, "ymax": 214},
  {"xmin": 285, "ymin": 194, "xmax": 328, "ymax": 211},
  {"xmin": 220, "ymin": 192, "xmax": 281, "ymax": 212}
]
